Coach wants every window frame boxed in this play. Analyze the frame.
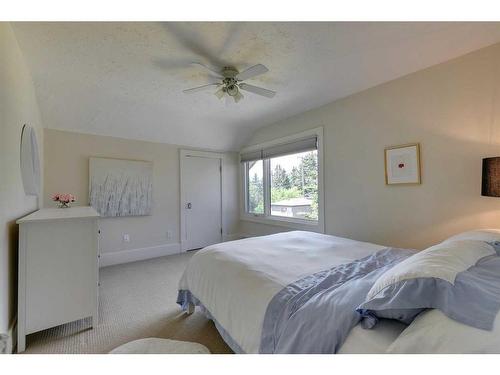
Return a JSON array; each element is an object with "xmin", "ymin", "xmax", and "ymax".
[{"xmin": 240, "ymin": 127, "xmax": 325, "ymax": 233}]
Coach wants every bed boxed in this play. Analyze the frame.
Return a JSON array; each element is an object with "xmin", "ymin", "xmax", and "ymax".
[
  {"xmin": 177, "ymin": 230, "xmax": 500, "ymax": 353},
  {"xmin": 177, "ymin": 231, "xmax": 412, "ymax": 353}
]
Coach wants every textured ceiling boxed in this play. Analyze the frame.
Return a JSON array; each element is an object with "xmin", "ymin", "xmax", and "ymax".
[{"xmin": 11, "ymin": 22, "xmax": 500, "ymax": 151}]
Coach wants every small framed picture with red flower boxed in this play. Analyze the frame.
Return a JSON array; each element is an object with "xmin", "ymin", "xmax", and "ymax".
[{"xmin": 384, "ymin": 143, "xmax": 421, "ymax": 185}]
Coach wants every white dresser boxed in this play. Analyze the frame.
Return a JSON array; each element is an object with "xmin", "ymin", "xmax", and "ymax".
[{"xmin": 16, "ymin": 207, "xmax": 100, "ymax": 352}]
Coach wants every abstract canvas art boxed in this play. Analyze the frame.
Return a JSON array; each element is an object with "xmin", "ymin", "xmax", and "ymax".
[
  {"xmin": 89, "ymin": 157, "xmax": 153, "ymax": 217},
  {"xmin": 384, "ymin": 143, "xmax": 421, "ymax": 185}
]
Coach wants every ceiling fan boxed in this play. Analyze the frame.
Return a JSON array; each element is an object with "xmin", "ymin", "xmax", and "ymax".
[{"xmin": 183, "ymin": 62, "xmax": 276, "ymax": 103}]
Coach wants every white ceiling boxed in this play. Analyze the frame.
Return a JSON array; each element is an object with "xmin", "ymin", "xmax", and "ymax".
[{"xmin": 11, "ymin": 22, "xmax": 500, "ymax": 151}]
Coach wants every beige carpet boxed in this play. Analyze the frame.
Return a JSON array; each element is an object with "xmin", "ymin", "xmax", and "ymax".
[{"xmin": 22, "ymin": 251, "xmax": 232, "ymax": 354}]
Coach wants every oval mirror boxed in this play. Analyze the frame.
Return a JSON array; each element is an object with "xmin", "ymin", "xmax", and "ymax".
[{"xmin": 20, "ymin": 124, "xmax": 41, "ymax": 196}]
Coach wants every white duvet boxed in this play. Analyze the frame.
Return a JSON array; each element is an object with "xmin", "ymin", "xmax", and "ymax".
[{"xmin": 178, "ymin": 230, "xmax": 388, "ymax": 353}]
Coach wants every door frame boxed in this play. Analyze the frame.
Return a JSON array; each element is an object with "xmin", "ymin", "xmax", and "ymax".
[{"xmin": 180, "ymin": 149, "xmax": 224, "ymax": 252}]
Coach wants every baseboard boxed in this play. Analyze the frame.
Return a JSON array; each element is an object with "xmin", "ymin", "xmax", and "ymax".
[
  {"xmin": 4, "ymin": 316, "xmax": 17, "ymax": 354},
  {"xmin": 100, "ymin": 236, "xmax": 243, "ymax": 267},
  {"xmin": 100, "ymin": 243, "xmax": 181, "ymax": 267},
  {"xmin": 223, "ymin": 233, "xmax": 243, "ymax": 242}
]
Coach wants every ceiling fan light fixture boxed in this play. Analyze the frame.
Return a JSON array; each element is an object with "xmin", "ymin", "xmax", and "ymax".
[
  {"xmin": 234, "ymin": 90, "xmax": 243, "ymax": 103},
  {"xmin": 183, "ymin": 63, "xmax": 276, "ymax": 103},
  {"xmin": 214, "ymin": 87, "xmax": 225, "ymax": 99},
  {"xmin": 226, "ymin": 84, "xmax": 238, "ymax": 97}
]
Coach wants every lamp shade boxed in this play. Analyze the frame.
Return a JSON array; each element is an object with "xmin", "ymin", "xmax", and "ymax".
[{"xmin": 482, "ymin": 157, "xmax": 500, "ymax": 197}]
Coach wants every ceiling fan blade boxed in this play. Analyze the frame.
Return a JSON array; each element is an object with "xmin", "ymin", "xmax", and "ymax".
[
  {"xmin": 160, "ymin": 23, "xmax": 228, "ymax": 69},
  {"xmin": 183, "ymin": 83, "xmax": 220, "ymax": 94},
  {"xmin": 151, "ymin": 57, "xmax": 193, "ymax": 71},
  {"xmin": 218, "ymin": 23, "xmax": 243, "ymax": 56},
  {"xmin": 238, "ymin": 83, "xmax": 276, "ymax": 98},
  {"xmin": 191, "ymin": 62, "xmax": 223, "ymax": 78},
  {"xmin": 236, "ymin": 64, "xmax": 269, "ymax": 81}
]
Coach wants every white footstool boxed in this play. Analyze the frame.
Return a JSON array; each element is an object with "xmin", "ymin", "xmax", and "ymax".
[{"xmin": 110, "ymin": 338, "xmax": 210, "ymax": 354}]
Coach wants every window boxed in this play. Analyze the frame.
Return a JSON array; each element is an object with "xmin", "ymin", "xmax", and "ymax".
[
  {"xmin": 246, "ymin": 159, "xmax": 264, "ymax": 214},
  {"xmin": 270, "ymin": 150, "xmax": 318, "ymax": 220},
  {"xmin": 241, "ymin": 129, "xmax": 322, "ymax": 229}
]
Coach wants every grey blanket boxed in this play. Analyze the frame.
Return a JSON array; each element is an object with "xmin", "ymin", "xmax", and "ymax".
[{"xmin": 259, "ymin": 248, "xmax": 414, "ymax": 353}]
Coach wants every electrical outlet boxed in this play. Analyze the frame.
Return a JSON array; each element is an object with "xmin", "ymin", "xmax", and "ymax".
[
  {"xmin": 166, "ymin": 230, "xmax": 172, "ymax": 240},
  {"xmin": 123, "ymin": 234, "xmax": 130, "ymax": 242}
]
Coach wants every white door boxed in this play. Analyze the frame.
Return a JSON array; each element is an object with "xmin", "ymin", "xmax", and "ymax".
[{"xmin": 181, "ymin": 151, "xmax": 222, "ymax": 251}]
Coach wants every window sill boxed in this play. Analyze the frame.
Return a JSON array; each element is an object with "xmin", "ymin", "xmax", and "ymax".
[{"xmin": 240, "ymin": 214, "xmax": 324, "ymax": 233}]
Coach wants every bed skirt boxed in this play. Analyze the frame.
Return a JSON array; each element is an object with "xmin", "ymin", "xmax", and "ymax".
[{"xmin": 177, "ymin": 290, "xmax": 245, "ymax": 354}]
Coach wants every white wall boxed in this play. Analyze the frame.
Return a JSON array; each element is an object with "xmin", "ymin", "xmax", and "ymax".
[
  {"xmin": 241, "ymin": 42, "xmax": 500, "ymax": 250},
  {"xmin": 43, "ymin": 129, "xmax": 240, "ymax": 265},
  {"xmin": 0, "ymin": 23, "xmax": 44, "ymax": 335}
]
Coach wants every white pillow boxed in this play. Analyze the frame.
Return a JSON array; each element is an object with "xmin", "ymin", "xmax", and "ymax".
[
  {"xmin": 366, "ymin": 240, "xmax": 495, "ymax": 297},
  {"xmin": 357, "ymin": 240, "xmax": 500, "ymax": 330},
  {"xmin": 386, "ymin": 308, "xmax": 500, "ymax": 354},
  {"xmin": 442, "ymin": 229, "xmax": 500, "ymax": 244}
]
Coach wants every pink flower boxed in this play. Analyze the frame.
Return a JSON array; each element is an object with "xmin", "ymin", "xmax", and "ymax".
[{"xmin": 51, "ymin": 193, "xmax": 76, "ymax": 203}]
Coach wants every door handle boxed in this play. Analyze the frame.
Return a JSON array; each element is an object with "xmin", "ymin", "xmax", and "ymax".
[{"xmin": 186, "ymin": 202, "xmax": 192, "ymax": 209}]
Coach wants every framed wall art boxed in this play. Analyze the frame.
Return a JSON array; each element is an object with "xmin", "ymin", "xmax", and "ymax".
[
  {"xmin": 384, "ymin": 143, "xmax": 421, "ymax": 185},
  {"xmin": 89, "ymin": 157, "xmax": 153, "ymax": 217}
]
